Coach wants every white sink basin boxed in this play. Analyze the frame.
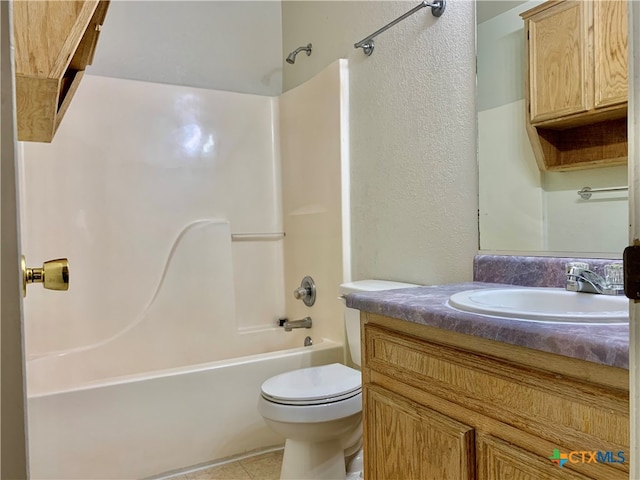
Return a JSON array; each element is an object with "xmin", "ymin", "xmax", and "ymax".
[{"xmin": 448, "ymin": 287, "xmax": 628, "ymax": 323}]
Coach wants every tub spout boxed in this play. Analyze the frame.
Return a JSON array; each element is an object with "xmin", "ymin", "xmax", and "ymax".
[{"xmin": 283, "ymin": 317, "xmax": 312, "ymax": 332}]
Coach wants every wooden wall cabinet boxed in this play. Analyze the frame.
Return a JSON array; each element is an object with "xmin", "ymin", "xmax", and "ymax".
[
  {"xmin": 362, "ymin": 314, "xmax": 629, "ymax": 480},
  {"xmin": 520, "ymin": 0, "xmax": 627, "ymax": 171},
  {"xmin": 13, "ymin": 1, "xmax": 109, "ymax": 143}
]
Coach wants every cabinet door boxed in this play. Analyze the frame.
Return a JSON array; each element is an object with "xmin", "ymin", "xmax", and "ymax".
[
  {"xmin": 528, "ymin": 1, "xmax": 590, "ymax": 123},
  {"xmin": 477, "ymin": 434, "xmax": 597, "ymax": 480},
  {"xmin": 593, "ymin": 0, "xmax": 628, "ymax": 108},
  {"xmin": 364, "ymin": 385, "xmax": 474, "ymax": 480}
]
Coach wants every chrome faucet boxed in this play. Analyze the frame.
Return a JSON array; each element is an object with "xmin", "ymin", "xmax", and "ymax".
[
  {"xmin": 282, "ymin": 316, "xmax": 312, "ymax": 332},
  {"xmin": 565, "ymin": 262, "xmax": 623, "ymax": 295}
]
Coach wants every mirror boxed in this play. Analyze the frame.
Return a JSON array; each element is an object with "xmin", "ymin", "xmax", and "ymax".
[{"xmin": 476, "ymin": 0, "xmax": 628, "ymax": 255}]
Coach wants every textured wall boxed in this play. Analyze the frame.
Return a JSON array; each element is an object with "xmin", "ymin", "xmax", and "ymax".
[
  {"xmin": 282, "ymin": 1, "xmax": 478, "ymax": 284},
  {"xmin": 89, "ymin": 1, "xmax": 283, "ymax": 95}
]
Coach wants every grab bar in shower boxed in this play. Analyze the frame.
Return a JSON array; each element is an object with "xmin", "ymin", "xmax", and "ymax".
[
  {"xmin": 577, "ymin": 186, "xmax": 628, "ymax": 200},
  {"xmin": 354, "ymin": 0, "xmax": 446, "ymax": 56},
  {"xmin": 231, "ymin": 232, "xmax": 285, "ymax": 241}
]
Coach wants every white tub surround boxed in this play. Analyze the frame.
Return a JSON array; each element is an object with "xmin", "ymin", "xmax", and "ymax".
[
  {"xmin": 26, "ymin": 219, "xmax": 311, "ymax": 396},
  {"xmin": 280, "ymin": 59, "xmax": 350, "ymax": 352},
  {"xmin": 21, "ymin": 63, "xmax": 351, "ymax": 479},
  {"xmin": 21, "ymin": 75, "xmax": 286, "ymax": 357}
]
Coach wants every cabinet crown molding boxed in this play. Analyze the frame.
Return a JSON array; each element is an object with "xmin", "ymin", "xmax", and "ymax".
[{"xmin": 13, "ymin": 0, "xmax": 109, "ymax": 143}]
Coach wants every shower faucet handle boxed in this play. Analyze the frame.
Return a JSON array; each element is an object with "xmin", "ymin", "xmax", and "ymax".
[
  {"xmin": 293, "ymin": 276, "xmax": 316, "ymax": 306},
  {"xmin": 294, "ymin": 287, "xmax": 309, "ymax": 299}
]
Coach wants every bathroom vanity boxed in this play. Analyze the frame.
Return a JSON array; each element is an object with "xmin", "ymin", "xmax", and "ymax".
[
  {"xmin": 349, "ymin": 256, "xmax": 629, "ymax": 480},
  {"xmin": 361, "ymin": 314, "xmax": 627, "ymax": 480}
]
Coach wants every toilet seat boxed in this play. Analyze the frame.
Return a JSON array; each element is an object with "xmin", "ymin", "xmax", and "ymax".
[
  {"xmin": 258, "ymin": 391, "xmax": 362, "ymax": 424},
  {"xmin": 260, "ymin": 363, "xmax": 361, "ymax": 406},
  {"xmin": 258, "ymin": 364, "xmax": 363, "ymax": 423}
]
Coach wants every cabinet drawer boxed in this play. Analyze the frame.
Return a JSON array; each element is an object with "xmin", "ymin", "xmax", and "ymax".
[{"xmin": 364, "ymin": 324, "xmax": 628, "ymax": 475}]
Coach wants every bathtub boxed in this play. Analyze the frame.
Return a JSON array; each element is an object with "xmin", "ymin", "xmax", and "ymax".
[{"xmin": 27, "ymin": 337, "xmax": 344, "ymax": 480}]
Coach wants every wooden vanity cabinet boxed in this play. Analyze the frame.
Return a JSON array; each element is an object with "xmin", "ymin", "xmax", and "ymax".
[
  {"xmin": 13, "ymin": 0, "xmax": 109, "ymax": 142},
  {"xmin": 361, "ymin": 313, "xmax": 629, "ymax": 480},
  {"xmin": 477, "ymin": 434, "xmax": 596, "ymax": 480},
  {"xmin": 366, "ymin": 386, "xmax": 474, "ymax": 479},
  {"xmin": 520, "ymin": 0, "xmax": 627, "ymax": 170}
]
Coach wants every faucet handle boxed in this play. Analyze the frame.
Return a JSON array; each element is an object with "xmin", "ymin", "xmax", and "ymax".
[
  {"xmin": 293, "ymin": 276, "xmax": 316, "ymax": 306},
  {"xmin": 293, "ymin": 287, "xmax": 309, "ymax": 299},
  {"xmin": 565, "ymin": 262, "xmax": 589, "ymax": 292},
  {"xmin": 604, "ymin": 263, "xmax": 623, "ymax": 287},
  {"xmin": 566, "ymin": 262, "xmax": 590, "ymax": 275}
]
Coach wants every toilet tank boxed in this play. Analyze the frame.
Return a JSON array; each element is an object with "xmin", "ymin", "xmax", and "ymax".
[{"xmin": 339, "ymin": 280, "xmax": 419, "ymax": 367}]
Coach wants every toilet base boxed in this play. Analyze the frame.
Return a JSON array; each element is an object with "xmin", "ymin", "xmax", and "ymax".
[
  {"xmin": 280, "ymin": 438, "xmax": 347, "ymax": 480},
  {"xmin": 346, "ymin": 447, "xmax": 363, "ymax": 478}
]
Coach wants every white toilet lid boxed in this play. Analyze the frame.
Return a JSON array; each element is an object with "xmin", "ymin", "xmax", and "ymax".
[{"xmin": 261, "ymin": 363, "xmax": 362, "ymax": 405}]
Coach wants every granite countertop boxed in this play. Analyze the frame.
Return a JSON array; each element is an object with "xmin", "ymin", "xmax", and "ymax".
[{"xmin": 346, "ymin": 282, "xmax": 629, "ymax": 370}]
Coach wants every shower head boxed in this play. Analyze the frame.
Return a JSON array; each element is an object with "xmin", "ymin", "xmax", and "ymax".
[{"xmin": 286, "ymin": 43, "xmax": 312, "ymax": 64}]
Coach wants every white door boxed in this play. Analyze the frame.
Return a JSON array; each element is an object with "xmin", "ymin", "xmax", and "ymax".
[
  {"xmin": 629, "ymin": 3, "xmax": 640, "ymax": 478},
  {"xmin": 0, "ymin": 0, "xmax": 28, "ymax": 477}
]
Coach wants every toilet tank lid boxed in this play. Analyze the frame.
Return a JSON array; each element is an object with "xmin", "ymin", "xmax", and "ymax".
[{"xmin": 339, "ymin": 279, "xmax": 419, "ymax": 295}]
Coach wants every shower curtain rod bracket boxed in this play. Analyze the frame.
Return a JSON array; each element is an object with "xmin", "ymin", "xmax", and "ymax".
[
  {"xmin": 361, "ymin": 39, "xmax": 374, "ymax": 56},
  {"xmin": 429, "ymin": 0, "xmax": 446, "ymax": 17}
]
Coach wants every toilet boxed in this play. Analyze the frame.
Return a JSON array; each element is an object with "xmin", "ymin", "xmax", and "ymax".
[{"xmin": 258, "ymin": 280, "xmax": 418, "ymax": 480}]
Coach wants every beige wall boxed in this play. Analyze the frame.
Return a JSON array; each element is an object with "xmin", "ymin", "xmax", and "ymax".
[
  {"xmin": 282, "ymin": 1, "xmax": 478, "ymax": 284},
  {"xmin": 89, "ymin": 1, "xmax": 284, "ymax": 96}
]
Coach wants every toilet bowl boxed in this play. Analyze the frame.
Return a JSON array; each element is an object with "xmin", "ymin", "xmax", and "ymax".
[
  {"xmin": 258, "ymin": 363, "xmax": 362, "ymax": 479},
  {"xmin": 258, "ymin": 280, "xmax": 418, "ymax": 480}
]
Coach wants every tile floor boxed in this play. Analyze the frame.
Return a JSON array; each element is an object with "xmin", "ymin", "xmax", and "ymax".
[{"xmin": 172, "ymin": 450, "xmax": 283, "ymax": 480}]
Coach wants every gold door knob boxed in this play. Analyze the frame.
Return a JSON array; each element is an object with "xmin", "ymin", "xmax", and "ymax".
[{"xmin": 22, "ymin": 256, "xmax": 69, "ymax": 298}]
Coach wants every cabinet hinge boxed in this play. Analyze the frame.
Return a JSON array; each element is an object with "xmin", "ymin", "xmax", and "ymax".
[{"xmin": 623, "ymin": 245, "xmax": 640, "ymax": 300}]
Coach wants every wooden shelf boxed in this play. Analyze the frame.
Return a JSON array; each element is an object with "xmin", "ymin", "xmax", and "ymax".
[
  {"xmin": 13, "ymin": 0, "xmax": 109, "ymax": 143},
  {"xmin": 528, "ymin": 117, "xmax": 628, "ymax": 172}
]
